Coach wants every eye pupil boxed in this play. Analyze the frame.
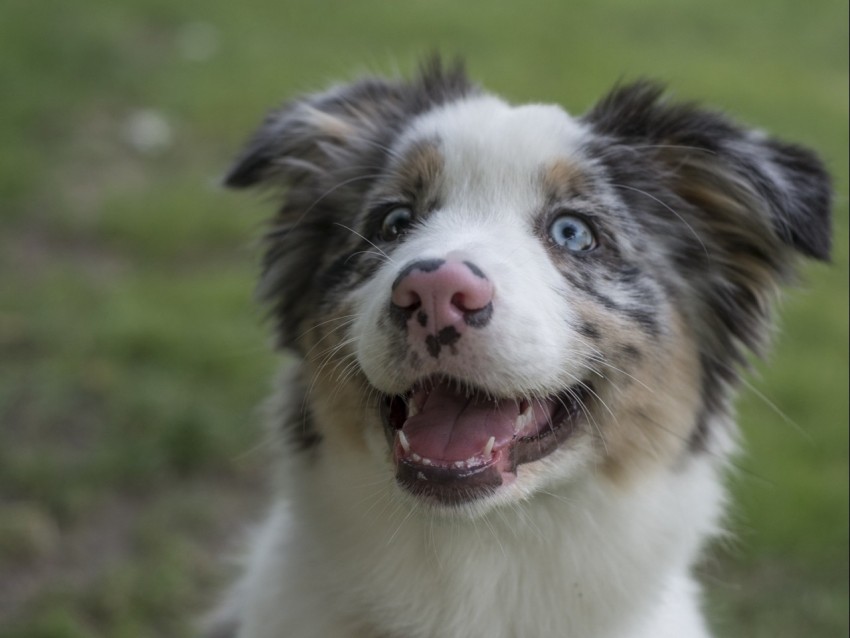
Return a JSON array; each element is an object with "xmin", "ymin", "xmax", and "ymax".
[
  {"xmin": 379, "ymin": 207, "xmax": 414, "ymax": 242},
  {"xmin": 549, "ymin": 214, "xmax": 596, "ymax": 252}
]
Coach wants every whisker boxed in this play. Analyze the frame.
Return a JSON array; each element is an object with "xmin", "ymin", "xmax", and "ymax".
[
  {"xmin": 277, "ymin": 173, "xmax": 386, "ymax": 240},
  {"xmin": 738, "ymin": 375, "xmax": 811, "ymax": 442},
  {"xmin": 386, "ymin": 502, "xmax": 418, "ymax": 546},
  {"xmin": 611, "ymin": 183, "xmax": 709, "ymax": 256},
  {"xmin": 334, "ymin": 222, "xmax": 395, "ymax": 265}
]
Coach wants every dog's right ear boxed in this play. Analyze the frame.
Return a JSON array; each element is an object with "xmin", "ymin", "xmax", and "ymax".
[{"xmin": 223, "ymin": 59, "xmax": 475, "ymax": 190}]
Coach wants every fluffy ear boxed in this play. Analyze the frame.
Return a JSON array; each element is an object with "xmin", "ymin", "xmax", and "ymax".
[
  {"xmin": 584, "ymin": 81, "xmax": 832, "ymax": 261},
  {"xmin": 223, "ymin": 58, "xmax": 474, "ymax": 189},
  {"xmin": 223, "ymin": 80, "xmax": 405, "ymax": 189},
  {"xmin": 585, "ymin": 82, "xmax": 833, "ymax": 434}
]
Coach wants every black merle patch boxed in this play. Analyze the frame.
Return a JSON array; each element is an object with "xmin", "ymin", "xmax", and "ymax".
[
  {"xmin": 389, "ymin": 303, "xmax": 416, "ymax": 331},
  {"xmin": 425, "ymin": 325, "xmax": 462, "ymax": 358},
  {"xmin": 577, "ymin": 321, "xmax": 602, "ymax": 341},
  {"xmin": 571, "ymin": 280, "xmax": 660, "ymax": 338}
]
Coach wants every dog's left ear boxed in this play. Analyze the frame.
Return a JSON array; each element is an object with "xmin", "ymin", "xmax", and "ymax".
[{"xmin": 584, "ymin": 81, "xmax": 832, "ymax": 261}]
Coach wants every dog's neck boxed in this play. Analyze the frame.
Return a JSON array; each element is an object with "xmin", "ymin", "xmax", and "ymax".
[{"xmin": 281, "ymin": 436, "xmax": 724, "ymax": 638}]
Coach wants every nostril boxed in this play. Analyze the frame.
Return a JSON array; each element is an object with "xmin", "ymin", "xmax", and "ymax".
[
  {"xmin": 391, "ymin": 272, "xmax": 424, "ymax": 310},
  {"xmin": 451, "ymin": 278, "xmax": 493, "ymax": 314},
  {"xmin": 451, "ymin": 292, "xmax": 480, "ymax": 313},
  {"xmin": 393, "ymin": 288, "xmax": 421, "ymax": 310},
  {"xmin": 450, "ymin": 292, "xmax": 472, "ymax": 312}
]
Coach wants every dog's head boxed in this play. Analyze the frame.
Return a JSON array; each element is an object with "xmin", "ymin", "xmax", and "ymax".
[{"xmin": 225, "ymin": 60, "xmax": 831, "ymax": 514}]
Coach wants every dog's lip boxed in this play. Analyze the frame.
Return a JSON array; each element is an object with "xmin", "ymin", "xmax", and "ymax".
[{"xmin": 380, "ymin": 379, "xmax": 591, "ymax": 505}]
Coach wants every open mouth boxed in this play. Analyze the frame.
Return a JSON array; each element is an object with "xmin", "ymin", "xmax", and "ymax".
[{"xmin": 381, "ymin": 378, "xmax": 591, "ymax": 505}]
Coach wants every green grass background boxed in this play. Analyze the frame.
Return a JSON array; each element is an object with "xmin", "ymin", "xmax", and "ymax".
[{"xmin": 0, "ymin": 0, "xmax": 846, "ymax": 636}]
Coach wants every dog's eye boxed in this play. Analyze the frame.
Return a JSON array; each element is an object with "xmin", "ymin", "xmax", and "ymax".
[
  {"xmin": 549, "ymin": 214, "xmax": 596, "ymax": 252},
  {"xmin": 379, "ymin": 206, "xmax": 414, "ymax": 242}
]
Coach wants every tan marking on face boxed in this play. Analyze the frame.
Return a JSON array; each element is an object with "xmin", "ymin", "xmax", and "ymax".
[
  {"xmin": 541, "ymin": 158, "xmax": 587, "ymax": 201},
  {"xmin": 301, "ymin": 303, "xmax": 374, "ymax": 453},
  {"xmin": 376, "ymin": 139, "xmax": 444, "ymax": 204},
  {"xmin": 597, "ymin": 308, "xmax": 702, "ymax": 484},
  {"xmin": 308, "ymin": 371, "xmax": 374, "ymax": 453}
]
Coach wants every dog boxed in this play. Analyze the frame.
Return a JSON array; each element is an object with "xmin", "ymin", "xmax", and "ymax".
[{"xmin": 208, "ymin": 59, "xmax": 831, "ymax": 638}]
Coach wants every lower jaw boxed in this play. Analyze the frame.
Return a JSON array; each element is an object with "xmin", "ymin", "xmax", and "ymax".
[{"xmin": 395, "ymin": 451, "xmax": 512, "ymax": 507}]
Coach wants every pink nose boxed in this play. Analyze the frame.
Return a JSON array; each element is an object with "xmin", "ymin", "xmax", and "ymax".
[{"xmin": 391, "ymin": 259, "xmax": 494, "ymax": 333}]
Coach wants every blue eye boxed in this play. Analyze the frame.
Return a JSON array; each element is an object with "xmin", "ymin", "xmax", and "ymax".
[
  {"xmin": 379, "ymin": 206, "xmax": 414, "ymax": 242},
  {"xmin": 549, "ymin": 214, "xmax": 596, "ymax": 252}
]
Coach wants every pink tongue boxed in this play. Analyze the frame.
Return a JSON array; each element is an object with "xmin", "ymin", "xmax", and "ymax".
[{"xmin": 401, "ymin": 385, "xmax": 520, "ymax": 462}]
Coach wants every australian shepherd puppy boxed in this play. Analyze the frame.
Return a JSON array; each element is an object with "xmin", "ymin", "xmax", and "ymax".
[{"xmin": 209, "ymin": 60, "xmax": 831, "ymax": 638}]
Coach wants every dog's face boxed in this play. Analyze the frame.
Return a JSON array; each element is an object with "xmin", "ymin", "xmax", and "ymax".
[
  {"xmin": 348, "ymin": 97, "xmax": 704, "ymax": 508},
  {"xmin": 226, "ymin": 62, "xmax": 830, "ymax": 515}
]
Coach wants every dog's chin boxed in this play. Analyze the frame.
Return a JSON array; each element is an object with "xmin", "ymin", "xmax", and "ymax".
[{"xmin": 378, "ymin": 377, "xmax": 592, "ymax": 508}]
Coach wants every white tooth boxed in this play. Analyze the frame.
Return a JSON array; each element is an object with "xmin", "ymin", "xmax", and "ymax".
[
  {"xmin": 454, "ymin": 461, "xmax": 465, "ymax": 468},
  {"xmin": 407, "ymin": 400, "xmax": 419, "ymax": 417},
  {"xmin": 422, "ymin": 457, "xmax": 432, "ymax": 466},
  {"xmin": 515, "ymin": 407, "xmax": 534, "ymax": 433},
  {"xmin": 483, "ymin": 436, "xmax": 495, "ymax": 457},
  {"xmin": 411, "ymin": 453, "xmax": 422, "ymax": 462},
  {"xmin": 514, "ymin": 416, "xmax": 524, "ymax": 433},
  {"xmin": 398, "ymin": 431, "xmax": 411, "ymax": 454}
]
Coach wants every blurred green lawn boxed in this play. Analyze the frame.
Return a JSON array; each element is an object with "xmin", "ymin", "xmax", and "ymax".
[{"xmin": 0, "ymin": 0, "xmax": 846, "ymax": 636}]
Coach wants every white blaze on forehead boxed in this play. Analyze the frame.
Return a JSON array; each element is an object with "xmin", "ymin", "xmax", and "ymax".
[{"xmin": 400, "ymin": 95, "xmax": 590, "ymax": 218}]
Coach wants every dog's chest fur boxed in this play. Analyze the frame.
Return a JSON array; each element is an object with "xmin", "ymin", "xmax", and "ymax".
[
  {"xmin": 235, "ymin": 441, "xmax": 723, "ymax": 638},
  {"xmin": 208, "ymin": 60, "xmax": 831, "ymax": 638}
]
